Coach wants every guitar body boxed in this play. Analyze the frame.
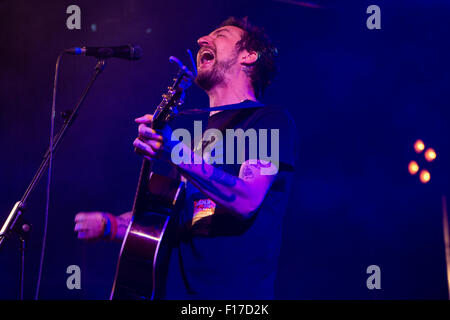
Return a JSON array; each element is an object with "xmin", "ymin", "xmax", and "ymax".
[
  {"xmin": 110, "ymin": 210, "xmax": 171, "ymax": 300},
  {"xmin": 110, "ymin": 165, "xmax": 184, "ymax": 300}
]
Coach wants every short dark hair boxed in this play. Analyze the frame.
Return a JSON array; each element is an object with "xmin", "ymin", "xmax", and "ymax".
[{"xmin": 219, "ymin": 17, "xmax": 278, "ymax": 98}]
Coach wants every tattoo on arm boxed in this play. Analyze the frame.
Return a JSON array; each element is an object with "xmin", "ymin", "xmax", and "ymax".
[
  {"xmin": 116, "ymin": 215, "xmax": 130, "ymax": 236},
  {"xmin": 209, "ymin": 166, "xmax": 237, "ymax": 187},
  {"xmin": 250, "ymin": 160, "xmax": 273, "ymax": 168},
  {"xmin": 242, "ymin": 164, "xmax": 255, "ymax": 180},
  {"xmin": 194, "ymin": 177, "xmax": 237, "ymax": 203},
  {"xmin": 241, "ymin": 160, "xmax": 273, "ymax": 181},
  {"xmin": 177, "ymin": 160, "xmax": 238, "ymax": 203},
  {"xmin": 193, "ymin": 166, "xmax": 237, "ymax": 202}
]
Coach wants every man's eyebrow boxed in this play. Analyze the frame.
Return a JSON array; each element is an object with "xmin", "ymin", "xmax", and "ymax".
[{"xmin": 211, "ymin": 28, "xmax": 232, "ymax": 36}]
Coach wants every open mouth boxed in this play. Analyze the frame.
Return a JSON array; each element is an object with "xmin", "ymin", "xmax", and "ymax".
[{"xmin": 198, "ymin": 48, "xmax": 215, "ymax": 68}]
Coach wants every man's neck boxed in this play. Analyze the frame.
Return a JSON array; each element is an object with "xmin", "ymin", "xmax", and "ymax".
[{"xmin": 207, "ymin": 79, "xmax": 257, "ymax": 117}]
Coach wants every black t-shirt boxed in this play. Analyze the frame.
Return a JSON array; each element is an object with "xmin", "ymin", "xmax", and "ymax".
[{"xmin": 164, "ymin": 100, "xmax": 297, "ymax": 299}]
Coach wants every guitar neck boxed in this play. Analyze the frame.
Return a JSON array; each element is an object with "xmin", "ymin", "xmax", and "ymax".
[{"xmin": 132, "ymin": 158, "xmax": 153, "ymax": 215}]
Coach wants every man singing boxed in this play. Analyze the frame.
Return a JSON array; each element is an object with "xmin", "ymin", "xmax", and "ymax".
[{"xmin": 74, "ymin": 17, "xmax": 297, "ymax": 299}]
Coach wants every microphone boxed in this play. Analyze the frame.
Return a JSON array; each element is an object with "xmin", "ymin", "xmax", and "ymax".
[{"xmin": 65, "ymin": 44, "xmax": 142, "ymax": 60}]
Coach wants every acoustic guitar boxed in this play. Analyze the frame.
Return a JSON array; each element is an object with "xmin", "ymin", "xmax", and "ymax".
[{"xmin": 110, "ymin": 57, "xmax": 194, "ymax": 300}]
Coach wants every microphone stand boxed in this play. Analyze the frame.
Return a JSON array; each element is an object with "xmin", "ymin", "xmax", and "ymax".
[{"xmin": 0, "ymin": 58, "xmax": 106, "ymax": 299}]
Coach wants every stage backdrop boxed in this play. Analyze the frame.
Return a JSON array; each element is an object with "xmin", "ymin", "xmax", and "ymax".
[{"xmin": 0, "ymin": 0, "xmax": 449, "ymax": 299}]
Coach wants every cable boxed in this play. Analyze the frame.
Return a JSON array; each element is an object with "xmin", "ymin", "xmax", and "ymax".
[
  {"xmin": 20, "ymin": 239, "xmax": 25, "ymax": 300},
  {"xmin": 34, "ymin": 53, "xmax": 63, "ymax": 300},
  {"xmin": 187, "ymin": 49, "xmax": 197, "ymax": 77}
]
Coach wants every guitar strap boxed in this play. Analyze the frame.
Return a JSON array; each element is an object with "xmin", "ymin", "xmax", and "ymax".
[{"xmin": 179, "ymin": 100, "xmax": 264, "ymax": 115}]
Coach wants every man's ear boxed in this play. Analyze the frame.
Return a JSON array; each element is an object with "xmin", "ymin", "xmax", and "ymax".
[{"xmin": 241, "ymin": 50, "xmax": 258, "ymax": 65}]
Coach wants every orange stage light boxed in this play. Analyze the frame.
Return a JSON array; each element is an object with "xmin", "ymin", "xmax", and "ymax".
[
  {"xmin": 414, "ymin": 139, "xmax": 425, "ymax": 153},
  {"xmin": 424, "ymin": 148, "xmax": 436, "ymax": 162},
  {"xmin": 419, "ymin": 169, "xmax": 431, "ymax": 184},
  {"xmin": 408, "ymin": 160, "xmax": 419, "ymax": 175}
]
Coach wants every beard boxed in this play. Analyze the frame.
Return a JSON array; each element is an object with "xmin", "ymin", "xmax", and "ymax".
[{"xmin": 195, "ymin": 52, "xmax": 238, "ymax": 92}]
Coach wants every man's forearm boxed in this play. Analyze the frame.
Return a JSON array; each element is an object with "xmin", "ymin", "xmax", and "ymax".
[
  {"xmin": 171, "ymin": 146, "xmax": 264, "ymax": 219},
  {"xmin": 134, "ymin": 122, "xmax": 274, "ymax": 219}
]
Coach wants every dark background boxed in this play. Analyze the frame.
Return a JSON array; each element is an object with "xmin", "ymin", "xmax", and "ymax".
[{"xmin": 0, "ymin": 0, "xmax": 449, "ymax": 299}]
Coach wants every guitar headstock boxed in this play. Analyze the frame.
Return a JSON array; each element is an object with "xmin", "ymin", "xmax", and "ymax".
[{"xmin": 151, "ymin": 56, "xmax": 195, "ymax": 130}]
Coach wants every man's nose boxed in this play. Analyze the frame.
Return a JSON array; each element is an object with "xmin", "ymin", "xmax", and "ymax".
[{"xmin": 197, "ymin": 35, "xmax": 212, "ymax": 47}]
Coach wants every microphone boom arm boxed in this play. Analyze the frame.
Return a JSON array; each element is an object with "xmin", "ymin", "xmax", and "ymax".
[{"xmin": 0, "ymin": 59, "xmax": 106, "ymax": 250}]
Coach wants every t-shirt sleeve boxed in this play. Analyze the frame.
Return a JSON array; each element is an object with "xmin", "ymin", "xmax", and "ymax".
[{"xmin": 247, "ymin": 106, "xmax": 298, "ymax": 172}]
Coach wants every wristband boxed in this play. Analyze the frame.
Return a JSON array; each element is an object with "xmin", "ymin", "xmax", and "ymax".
[
  {"xmin": 103, "ymin": 214, "xmax": 111, "ymax": 238},
  {"xmin": 102, "ymin": 213, "xmax": 118, "ymax": 241}
]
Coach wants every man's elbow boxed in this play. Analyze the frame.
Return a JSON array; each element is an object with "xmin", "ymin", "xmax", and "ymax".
[{"xmin": 232, "ymin": 197, "xmax": 263, "ymax": 220}]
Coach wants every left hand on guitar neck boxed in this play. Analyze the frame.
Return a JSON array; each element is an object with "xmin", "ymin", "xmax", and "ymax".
[{"xmin": 133, "ymin": 114, "xmax": 174, "ymax": 162}]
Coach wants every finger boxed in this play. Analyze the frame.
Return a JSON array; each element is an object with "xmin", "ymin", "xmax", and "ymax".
[
  {"xmin": 133, "ymin": 138, "xmax": 157, "ymax": 157},
  {"xmin": 138, "ymin": 125, "xmax": 163, "ymax": 141},
  {"xmin": 135, "ymin": 114, "xmax": 153, "ymax": 124},
  {"xmin": 134, "ymin": 138, "xmax": 157, "ymax": 156},
  {"xmin": 74, "ymin": 213, "xmax": 86, "ymax": 222},
  {"xmin": 74, "ymin": 222, "xmax": 87, "ymax": 232},
  {"xmin": 148, "ymin": 139, "xmax": 162, "ymax": 150}
]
